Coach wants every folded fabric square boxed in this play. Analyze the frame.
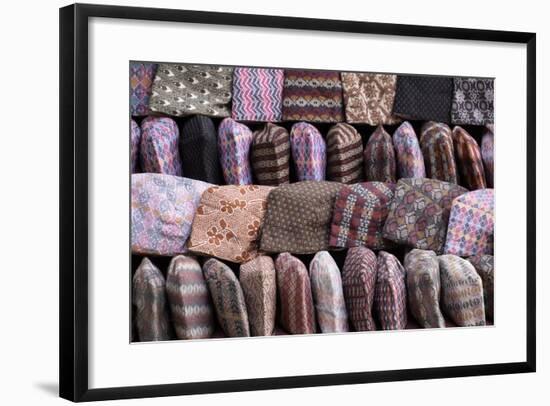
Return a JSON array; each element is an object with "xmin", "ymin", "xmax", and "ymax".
[
  {"xmin": 341, "ymin": 72, "xmax": 402, "ymax": 125},
  {"xmin": 260, "ymin": 181, "xmax": 343, "ymax": 254},
  {"xmin": 251, "ymin": 123, "xmax": 290, "ymax": 186},
  {"xmin": 393, "ymin": 75, "xmax": 453, "ymax": 122},
  {"xmin": 451, "ymin": 77, "xmax": 494, "ymax": 125},
  {"xmin": 330, "ymin": 181, "xmax": 395, "ymax": 250},
  {"xmin": 326, "ymin": 123, "xmax": 364, "ymax": 184},
  {"xmin": 392, "ymin": 121, "xmax": 426, "ymax": 179},
  {"xmin": 179, "ymin": 115, "xmax": 223, "ymax": 184},
  {"xmin": 374, "ymin": 251, "xmax": 407, "ymax": 330},
  {"xmin": 218, "ymin": 118, "xmax": 254, "ymax": 185},
  {"xmin": 467, "ymin": 254, "xmax": 494, "ymax": 320},
  {"xmin": 382, "ymin": 178, "xmax": 468, "ymax": 253},
  {"xmin": 364, "ymin": 125, "xmax": 397, "ymax": 183},
  {"xmin": 275, "ymin": 253, "xmax": 316, "ymax": 334},
  {"xmin": 290, "ymin": 122, "xmax": 326, "ymax": 181},
  {"xmin": 232, "ymin": 67, "xmax": 284, "ymax": 122},
  {"xmin": 133, "ymin": 258, "xmax": 171, "ymax": 341},
  {"xmin": 420, "ymin": 121, "xmax": 458, "ymax": 184},
  {"xmin": 131, "ymin": 174, "xmax": 212, "ymax": 256},
  {"xmin": 444, "ymin": 189, "xmax": 494, "ymax": 256},
  {"xmin": 438, "ymin": 254, "xmax": 485, "ymax": 326},
  {"xmin": 452, "ymin": 126, "xmax": 487, "ymax": 190},
  {"xmin": 187, "ymin": 185, "xmax": 273, "ymax": 263},
  {"xmin": 131, "ymin": 119, "xmax": 141, "ymax": 173},
  {"xmin": 341, "ymin": 247, "xmax": 377, "ymax": 331},
  {"xmin": 282, "ymin": 69, "xmax": 344, "ymax": 122},
  {"xmin": 203, "ymin": 258, "xmax": 250, "ymax": 337},
  {"xmin": 149, "ymin": 64, "xmax": 233, "ymax": 117},
  {"xmin": 130, "ymin": 62, "xmax": 157, "ymax": 116},
  {"xmin": 404, "ymin": 249, "xmax": 445, "ymax": 328},
  {"xmin": 140, "ymin": 116, "xmax": 182, "ymax": 176},
  {"xmin": 309, "ymin": 251, "xmax": 349, "ymax": 333},
  {"xmin": 166, "ymin": 255, "xmax": 215, "ymax": 340},
  {"xmin": 239, "ymin": 256, "xmax": 277, "ymax": 336},
  {"xmin": 481, "ymin": 126, "xmax": 494, "ymax": 188}
]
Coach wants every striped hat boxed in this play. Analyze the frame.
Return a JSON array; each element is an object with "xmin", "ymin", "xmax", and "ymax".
[
  {"xmin": 166, "ymin": 255, "xmax": 215, "ymax": 340},
  {"xmin": 467, "ymin": 254, "xmax": 494, "ymax": 320},
  {"xmin": 393, "ymin": 121, "xmax": 426, "ymax": 179},
  {"xmin": 140, "ymin": 116, "xmax": 182, "ymax": 176},
  {"xmin": 290, "ymin": 122, "xmax": 326, "ymax": 181},
  {"xmin": 131, "ymin": 119, "xmax": 141, "ymax": 173},
  {"xmin": 218, "ymin": 118, "xmax": 254, "ymax": 185},
  {"xmin": 420, "ymin": 121, "xmax": 458, "ymax": 184},
  {"xmin": 364, "ymin": 125, "xmax": 396, "ymax": 183},
  {"xmin": 251, "ymin": 123, "xmax": 290, "ymax": 186},
  {"xmin": 326, "ymin": 123, "xmax": 364, "ymax": 183},
  {"xmin": 452, "ymin": 126, "xmax": 487, "ymax": 190},
  {"xmin": 481, "ymin": 126, "xmax": 494, "ymax": 188},
  {"xmin": 374, "ymin": 251, "xmax": 407, "ymax": 330}
]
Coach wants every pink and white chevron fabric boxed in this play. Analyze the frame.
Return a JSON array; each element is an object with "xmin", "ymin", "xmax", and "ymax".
[
  {"xmin": 393, "ymin": 121, "xmax": 426, "ymax": 179},
  {"xmin": 131, "ymin": 119, "xmax": 141, "ymax": 173},
  {"xmin": 232, "ymin": 67, "xmax": 284, "ymax": 122},
  {"xmin": 217, "ymin": 118, "xmax": 254, "ymax": 185},
  {"xmin": 374, "ymin": 251, "xmax": 407, "ymax": 330},
  {"xmin": 140, "ymin": 116, "xmax": 182, "ymax": 176},
  {"xmin": 290, "ymin": 122, "xmax": 326, "ymax": 181}
]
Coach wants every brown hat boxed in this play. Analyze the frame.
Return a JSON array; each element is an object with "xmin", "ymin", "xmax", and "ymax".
[
  {"xmin": 251, "ymin": 123, "xmax": 290, "ymax": 186},
  {"xmin": 326, "ymin": 123, "xmax": 364, "ymax": 184}
]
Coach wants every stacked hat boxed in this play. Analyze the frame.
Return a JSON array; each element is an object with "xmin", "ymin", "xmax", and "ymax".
[
  {"xmin": 290, "ymin": 122, "xmax": 326, "ymax": 181},
  {"xmin": 374, "ymin": 251, "xmax": 407, "ymax": 330},
  {"xmin": 420, "ymin": 121, "xmax": 458, "ymax": 184},
  {"xmin": 481, "ymin": 126, "xmax": 494, "ymax": 188},
  {"xmin": 452, "ymin": 126, "xmax": 487, "ymax": 190},
  {"xmin": 392, "ymin": 121, "xmax": 426, "ymax": 179},
  {"xmin": 325, "ymin": 123, "xmax": 364, "ymax": 183},
  {"xmin": 131, "ymin": 119, "xmax": 141, "ymax": 173},
  {"xmin": 467, "ymin": 254, "xmax": 494, "ymax": 320},
  {"xmin": 451, "ymin": 78, "xmax": 494, "ymax": 125},
  {"xmin": 140, "ymin": 116, "xmax": 182, "ymax": 175},
  {"xmin": 363, "ymin": 125, "xmax": 397, "ymax": 183},
  {"xmin": 217, "ymin": 118, "xmax": 254, "ymax": 185},
  {"xmin": 250, "ymin": 123, "xmax": 290, "ymax": 186},
  {"xmin": 130, "ymin": 62, "xmax": 157, "ymax": 116}
]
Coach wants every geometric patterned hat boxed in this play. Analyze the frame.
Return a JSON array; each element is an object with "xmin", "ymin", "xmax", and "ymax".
[
  {"xmin": 251, "ymin": 123, "xmax": 290, "ymax": 186},
  {"xmin": 217, "ymin": 118, "xmax": 254, "ymax": 185},
  {"xmin": 130, "ymin": 62, "xmax": 157, "ymax": 117},
  {"xmin": 467, "ymin": 254, "xmax": 494, "ymax": 321},
  {"xmin": 374, "ymin": 251, "xmax": 407, "ymax": 330},
  {"xmin": 140, "ymin": 116, "xmax": 182, "ymax": 176},
  {"xmin": 326, "ymin": 123, "xmax": 364, "ymax": 184},
  {"xmin": 290, "ymin": 122, "xmax": 327, "ymax": 181},
  {"xmin": 420, "ymin": 121, "xmax": 457, "ymax": 184},
  {"xmin": 452, "ymin": 126, "xmax": 487, "ymax": 190},
  {"xmin": 392, "ymin": 121, "xmax": 426, "ymax": 179},
  {"xmin": 131, "ymin": 119, "xmax": 141, "ymax": 173},
  {"xmin": 363, "ymin": 125, "xmax": 396, "ymax": 183}
]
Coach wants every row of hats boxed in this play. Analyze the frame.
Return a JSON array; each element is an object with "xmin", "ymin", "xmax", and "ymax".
[
  {"xmin": 133, "ymin": 248, "xmax": 493, "ymax": 342},
  {"xmin": 132, "ymin": 175, "xmax": 494, "ymax": 263},
  {"xmin": 131, "ymin": 62, "xmax": 494, "ymax": 126},
  {"xmin": 131, "ymin": 115, "xmax": 494, "ymax": 190}
]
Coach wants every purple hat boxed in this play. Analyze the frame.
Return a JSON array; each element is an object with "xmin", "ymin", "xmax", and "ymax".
[
  {"xmin": 140, "ymin": 116, "xmax": 182, "ymax": 176},
  {"xmin": 131, "ymin": 119, "xmax": 141, "ymax": 173},
  {"xmin": 218, "ymin": 118, "xmax": 254, "ymax": 185},
  {"xmin": 290, "ymin": 122, "xmax": 326, "ymax": 181},
  {"xmin": 130, "ymin": 62, "xmax": 157, "ymax": 116},
  {"xmin": 392, "ymin": 121, "xmax": 426, "ymax": 179},
  {"xmin": 481, "ymin": 126, "xmax": 494, "ymax": 188}
]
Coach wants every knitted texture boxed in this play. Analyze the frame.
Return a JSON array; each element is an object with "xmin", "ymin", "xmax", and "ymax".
[
  {"xmin": 131, "ymin": 119, "xmax": 141, "ymax": 173},
  {"xmin": 290, "ymin": 122, "xmax": 326, "ymax": 181},
  {"xmin": 364, "ymin": 125, "xmax": 396, "ymax": 183},
  {"xmin": 451, "ymin": 78, "xmax": 494, "ymax": 125},
  {"xmin": 481, "ymin": 127, "xmax": 494, "ymax": 188},
  {"xmin": 467, "ymin": 254, "xmax": 494, "ymax": 320},
  {"xmin": 218, "ymin": 118, "xmax": 254, "ymax": 185},
  {"xmin": 374, "ymin": 251, "xmax": 407, "ymax": 330},
  {"xmin": 326, "ymin": 123, "xmax": 364, "ymax": 183},
  {"xmin": 420, "ymin": 121, "xmax": 458, "ymax": 184},
  {"xmin": 130, "ymin": 62, "xmax": 157, "ymax": 116},
  {"xmin": 251, "ymin": 123, "xmax": 290, "ymax": 186},
  {"xmin": 140, "ymin": 116, "xmax": 182, "ymax": 176},
  {"xmin": 392, "ymin": 121, "xmax": 426, "ymax": 179},
  {"xmin": 452, "ymin": 126, "xmax": 487, "ymax": 190}
]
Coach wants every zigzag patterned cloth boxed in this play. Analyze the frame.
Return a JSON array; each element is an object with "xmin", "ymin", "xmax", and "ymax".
[
  {"xmin": 467, "ymin": 254, "xmax": 494, "ymax": 320},
  {"xmin": 326, "ymin": 123, "xmax": 364, "ymax": 184},
  {"xmin": 140, "ymin": 116, "xmax": 182, "ymax": 176},
  {"xmin": 290, "ymin": 122, "xmax": 326, "ymax": 181},
  {"xmin": 364, "ymin": 125, "xmax": 396, "ymax": 183},
  {"xmin": 251, "ymin": 123, "xmax": 291, "ymax": 186},
  {"xmin": 481, "ymin": 126, "xmax": 494, "ymax": 188},
  {"xmin": 130, "ymin": 62, "xmax": 157, "ymax": 116},
  {"xmin": 420, "ymin": 121, "xmax": 458, "ymax": 184},
  {"xmin": 374, "ymin": 251, "xmax": 407, "ymax": 330},
  {"xmin": 131, "ymin": 119, "xmax": 141, "ymax": 173},
  {"xmin": 218, "ymin": 118, "xmax": 254, "ymax": 185},
  {"xmin": 393, "ymin": 121, "xmax": 426, "ymax": 179},
  {"xmin": 452, "ymin": 126, "xmax": 487, "ymax": 190},
  {"xmin": 232, "ymin": 67, "xmax": 284, "ymax": 122}
]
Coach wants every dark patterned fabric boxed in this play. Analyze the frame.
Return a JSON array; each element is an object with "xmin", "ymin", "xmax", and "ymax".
[
  {"xmin": 326, "ymin": 123, "xmax": 364, "ymax": 183},
  {"xmin": 130, "ymin": 62, "xmax": 157, "ymax": 116},
  {"xmin": 451, "ymin": 78, "xmax": 494, "ymax": 125},
  {"xmin": 251, "ymin": 123, "xmax": 290, "ymax": 186},
  {"xmin": 420, "ymin": 121, "xmax": 458, "ymax": 184},
  {"xmin": 481, "ymin": 126, "xmax": 494, "ymax": 188},
  {"xmin": 364, "ymin": 125, "xmax": 396, "ymax": 183},
  {"xmin": 392, "ymin": 121, "xmax": 426, "ymax": 179},
  {"xmin": 140, "ymin": 116, "xmax": 182, "ymax": 176},
  {"xmin": 374, "ymin": 251, "xmax": 407, "ymax": 330},
  {"xmin": 467, "ymin": 254, "xmax": 494, "ymax": 321},
  {"xmin": 452, "ymin": 126, "xmax": 487, "ymax": 190},
  {"xmin": 131, "ymin": 119, "xmax": 141, "ymax": 173}
]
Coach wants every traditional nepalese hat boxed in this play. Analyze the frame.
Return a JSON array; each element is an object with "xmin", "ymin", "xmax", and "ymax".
[
  {"xmin": 326, "ymin": 123, "xmax": 364, "ymax": 184},
  {"xmin": 404, "ymin": 249, "xmax": 445, "ymax": 328},
  {"xmin": 260, "ymin": 181, "xmax": 343, "ymax": 254},
  {"xmin": 481, "ymin": 126, "xmax": 494, "ymax": 188},
  {"xmin": 130, "ymin": 62, "xmax": 157, "ymax": 116},
  {"xmin": 275, "ymin": 253, "xmax": 316, "ymax": 334},
  {"xmin": 341, "ymin": 247, "xmax": 377, "ymax": 332},
  {"xmin": 467, "ymin": 254, "xmax": 494, "ymax": 320},
  {"xmin": 393, "ymin": 121, "xmax": 426, "ymax": 179},
  {"xmin": 451, "ymin": 77, "xmax": 494, "ymax": 125},
  {"xmin": 438, "ymin": 254, "xmax": 485, "ymax": 326},
  {"xmin": 364, "ymin": 125, "xmax": 396, "ymax": 183},
  {"xmin": 131, "ymin": 174, "xmax": 212, "ymax": 256},
  {"xmin": 383, "ymin": 178, "xmax": 468, "ymax": 253},
  {"xmin": 179, "ymin": 115, "xmax": 223, "ymax": 184},
  {"xmin": 218, "ymin": 118, "xmax": 254, "ymax": 185},
  {"xmin": 131, "ymin": 119, "xmax": 141, "ymax": 173},
  {"xmin": 452, "ymin": 126, "xmax": 487, "ymax": 190},
  {"xmin": 341, "ymin": 72, "xmax": 402, "ymax": 125},
  {"xmin": 282, "ymin": 69, "xmax": 344, "ymax": 122},
  {"xmin": 444, "ymin": 189, "xmax": 494, "ymax": 257},
  {"xmin": 203, "ymin": 259, "xmax": 250, "ymax": 337},
  {"xmin": 420, "ymin": 121, "xmax": 458, "ymax": 184},
  {"xmin": 133, "ymin": 258, "xmax": 171, "ymax": 342},
  {"xmin": 309, "ymin": 251, "xmax": 349, "ymax": 333},
  {"xmin": 374, "ymin": 251, "xmax": 407, "ymax": 330},
  {"xmin": 166, "ymin": 255, "xmax": 215, "ymax": 340},
  {"xmin": 290, "ymin": 122, "xmax": 326, "ymax": 181},
  {"xmin": 251, "ymin": 123, "xmax": 290, "ymax": 186},
  {"xmin": 140, "ymin": 116, "xmax": 182, "ymax": 176},
  {"xmin": 232, "ymin": 67, "xmax": 284, "ymax": 122},
  {"xmin": 239, "ymin": 256, "xmax": 277, "ymax": 336},
  {"xmin": 329, "ymin": 182, "xmax": 395, "ymax": 250}
]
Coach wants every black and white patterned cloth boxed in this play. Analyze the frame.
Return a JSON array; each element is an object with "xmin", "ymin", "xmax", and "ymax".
[{"xmin": 451, "ymin": 77, "xmax": 494, "ymax": 125}]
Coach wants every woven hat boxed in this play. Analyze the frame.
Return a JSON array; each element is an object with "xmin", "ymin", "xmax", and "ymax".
[
  {"xmin": 481, "ymin": 126, "xmax": 494, "ymax": 188},
  {"xmin": 131, "ymin": 174, "xmax": 212, "ymax": 256},
  {"xmin": 260, "ymin": 181, "xmax": 343, "ymax": 254},
  {"xmin": 364, "ymin": 125, "xmax": 396, "ymax": 183},
  {"xmin": 166, "ymin": 255, "xmax": 215, "ymax": 340},
  {"xmin": 452, "ymin": 126, "xmax": 487, "ymax": 190},
  {"xmin": 203, "ymin": 258, "xmax": 250, "ymax": 337},
  {"xmin": 329, "ymin": 181, "xmax": 395, "ymax": 250},
  {"xmin": 179, "ymin": 115, "xmax": 223, "ymax": 184},
  {"xmin": 275, "ymin": 253, "xmax": 316, "ymax": 334},
  {"xmin": 438, "ymin": 254, "xmax": 485, "ymax": 326},
  {"xmin": 290, "ymin": 122, "xmax": 326, "ymax": 181},
  {"xmin": 326, "ymin": 123, "xmax": 364, "ymax": 184},
  {"xmin": 444, "ymin": 189, "xmax": 494, "ymax": 257},
  {"xmin": 218, "ymin": 118, "xmax": 254, "ymax": 185},
  {"xmin": 140, "ymin": 116, "xmax": 182, "ymax": 176},
  {"xmin": 251, "ymin": 123, "xmax": 290, "ymax": 186},
  {"xmin": 341, "ymin": 247, "xmax": 377, "ymax": 331},
  {"xmin": 130, "ymin": 62, "xmax": 157, "ymax": 116},
  {"xmin": 467, "ymin": 254, "xmax": 494, "ymax": 320},
  {"xmin": 383, "ymin": 178, "xmax": 468, "ymax": 253},
  {"xmin": 404, "ymin": 249, "xmax": 445, "ymax": 328},
  {"xmin": 374, "ymin": 251, "xmax": 407, "ymax": 330},
  {"xmin": 451, "ymin": 78, "xmax": 494, "ymax": 125},
  {"xmin": 392, "ymin": 121, "xmax": 426, "ymax": 179},
  {"xmin": 239, "ymin": 256, "xmax": 277, "ymax": 336},
  {"xmin": 232, "ymin": 67, "xmax": 284, "ymax": 122},
  {"xmin": 131, "ymin": 119, "xmax": 141, "ymax": 173},
  {"xmin": 420, "ymin": 121, "xmax": 458, "ymax": 184},
  {"xmin": 309, "ymin": 251, "xmax": 349, "ymax": 333}
]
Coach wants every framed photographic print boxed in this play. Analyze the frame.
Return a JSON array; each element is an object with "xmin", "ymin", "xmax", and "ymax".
[{"xmin": 59, "ymin": 3, "xmax": 536, "ymax": 402}]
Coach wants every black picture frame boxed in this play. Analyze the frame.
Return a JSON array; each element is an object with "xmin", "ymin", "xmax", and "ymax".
[{"xmin": 59, "ymin": 3, "xmax": 536, "ymax": 402}]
